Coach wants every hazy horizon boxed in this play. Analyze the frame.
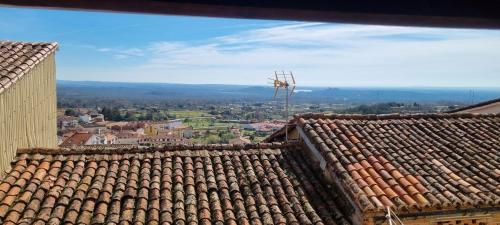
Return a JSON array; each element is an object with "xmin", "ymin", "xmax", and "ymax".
[
  {"xmin": 57, "ymin": 80, "xmax": 500, "ymax": 89},
  {"xmin": 2, "ymin": 7, "xmax": 500, "ymax": 87}
]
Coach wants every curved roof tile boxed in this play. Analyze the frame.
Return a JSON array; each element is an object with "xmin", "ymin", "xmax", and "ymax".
[
  {"xmin": 0, "ymin": 144, "xmax": 350, "ymax": 225},
  {"xmin": 0, "ymin": 41, "xmax": 58, "ymax": 94},
  {"xmin": 293, "ymin": 113, "xmax": 500, "ymax": 213}
]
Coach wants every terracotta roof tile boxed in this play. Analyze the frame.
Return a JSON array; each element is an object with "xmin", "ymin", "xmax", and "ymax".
[
  {"xmin": 61, "ymin": 132, "xmax": 94, "ymax": 146},
  {"xmin": 290, "ymin": 113, "xmax": 500, "ymax": 212},
  {"xmin": 0, "ymin": 41, "xmax": 57, "ymax": 94},
  {"xmin": 0, "ymin": 143, "xmax": 348, "ymax": 225}
]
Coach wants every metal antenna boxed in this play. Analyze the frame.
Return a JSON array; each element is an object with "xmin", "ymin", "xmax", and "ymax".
[
  {"xmin": 386, "ymin": 207, "xmax": 405, "ymax": 225},
  {"xmin": 269, "ymin": 70, "xmax": 296, "ymax": 141}
]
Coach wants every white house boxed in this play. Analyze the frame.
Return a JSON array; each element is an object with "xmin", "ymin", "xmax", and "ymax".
[{"xmin": 79, "ymin": 114, "xmax": 91, "ymax": 123}]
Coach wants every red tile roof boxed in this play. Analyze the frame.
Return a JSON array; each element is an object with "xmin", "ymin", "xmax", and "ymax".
[
  {"xmin": 61, "ymin": 132, "xmax": 93, "ymax": 146},
  {"xmin": 0, "ymin": 41, "xmax": 58, "ymax": 94},
  {"xmin": 293, "ymin": 113, "xmax": 500, "ymax": 213},
  {"xmin": 0, "ymin": 143, "xmax": 349, "ymax": 225}
]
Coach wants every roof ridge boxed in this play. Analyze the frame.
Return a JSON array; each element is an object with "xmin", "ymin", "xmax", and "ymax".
[
  {"xmin": 0, "ymin": 40, "xmax": 59, "ymax": 94},
  {"xmin": 17, "ymin": 141, "xmax": 299, "ymax": 156},
  {"xmin": 0, "ymin": 40, "xmax": 58, "ymax": 46},
  {"xmin": 293, "ymin": 112, "xmax": 500, "ymax": 120},
  {"xmin": 447, "ymin": 97, "xmax": 500, "ymax": 113}
]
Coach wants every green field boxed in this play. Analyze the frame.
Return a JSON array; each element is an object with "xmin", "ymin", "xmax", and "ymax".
[
  {"xmin": 168, "ymin": 110, "xmax": 207, "ymax": 118},
  {"xmin": 185, "ymin": 118, "xmax": 211, "ymax": 129},
  {"xmin": 129, "ymin": 110, "xmax": 209, "ymax": 121},
  {"xmin": 185, "ymin": 117, "xmax": 239, "ymax": 130},
  {"xmin": 241, "ymin": 130, "xmax": 256, "ymax": 136}
]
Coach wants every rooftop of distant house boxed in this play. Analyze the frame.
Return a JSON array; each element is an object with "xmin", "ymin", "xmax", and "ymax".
[{"xmin": 60, "ymin": 132, "xmax": 93, "ymax": 146}]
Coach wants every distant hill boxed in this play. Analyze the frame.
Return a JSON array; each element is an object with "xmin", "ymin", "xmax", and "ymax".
[{"xmin": 57, "ymin": 80, "xmax": 500, "ymax": 104}]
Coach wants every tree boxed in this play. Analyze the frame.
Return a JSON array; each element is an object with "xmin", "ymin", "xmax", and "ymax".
[
  {"xmin": 64, "ymin": 108, "xmax": 79, "ymax": 117},
  {"xmin": 144, "ymin": 111, "xmax": 153, "ymax": 121},
  {"xmin": 100, "ymin": 107, "xmax": 112, "ymax": 120},
  {"xmin": 101, "ymin": 107, "xmax": 124, "ymax": 121},
  {"xmin": 219, "ymin": 132, "xmax": 235, "ymax": 143},
  {"xmin": 111, "ymin": 108, "xmax": 123, "ymax": 121},
  {"xmin": 124, "ymin": 111, "xmax": 137, "ymax": 121},
  {"xmin": 206, "ymin": 135, "xmax": 220, "ymax": 144}
]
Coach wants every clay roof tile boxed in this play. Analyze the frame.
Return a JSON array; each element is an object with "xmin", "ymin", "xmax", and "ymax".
[
  {"xmin": 0, "ymin": 143, "xmax": 347, "ymax": 225},
  {"xmin": 0, "ymin": 41, "xmax": 57, "ymax": 94},
  {"xmin": 288, "ymin": 113, "xmax": 500, "ymax": 212}
]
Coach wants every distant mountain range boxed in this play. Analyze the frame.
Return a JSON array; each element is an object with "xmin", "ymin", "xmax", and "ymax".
[{"xmin": 57, "ymin": 80, "xmax": 500, "ymax": 104}]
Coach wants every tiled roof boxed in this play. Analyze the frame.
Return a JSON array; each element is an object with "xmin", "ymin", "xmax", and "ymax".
[
  {"xmin": 0, "ymin": 143, "xmax": 349, "ymax": 225},
  {"xmin": 61, "ymin": 132, "xmax": 93, "ymax": 146},
  {"xmin": 294, "ymin": 113, "xmax": 500, "ymax": 213},
  {"xmin": 447, "ymin": 98, "xmax": 500, "ymax": 113},
  {"xmin": 0, "ymin": 41, "xmax": 58, "ymax": 94},
  {"xmin": 60, "ymin": 144, "xmax": 144, "ymax": 151}
]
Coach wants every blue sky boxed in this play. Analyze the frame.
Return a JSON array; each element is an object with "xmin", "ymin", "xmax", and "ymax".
[{"xmin": 1, "ymin": 7, "xmax": 500, "ymax": 87}]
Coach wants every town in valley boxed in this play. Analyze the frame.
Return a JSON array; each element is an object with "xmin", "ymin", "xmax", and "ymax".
[
  {"xmin": 1, "ymin": 4, "xmax": 500, "ymax": 225},
  {"xmin": 56, "ymin": 81, "xmax": 500, "ymax": 147}
]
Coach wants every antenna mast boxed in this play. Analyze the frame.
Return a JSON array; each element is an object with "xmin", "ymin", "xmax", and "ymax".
[
  {"xmin": 386, "ymin": 207, "xmax": 405, "ymax": 225},
  {"xmin": 269, "ymin": 71, "xmax": 296, "ymax": 141}
]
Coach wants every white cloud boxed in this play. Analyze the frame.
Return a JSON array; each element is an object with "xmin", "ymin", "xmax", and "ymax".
[
  {"xmin": 119, "ymin": 48, "xmax": 144, "ymax": 56},
  {"xmin": 114, "ymin": 54, "xmax": 128, "ymax": 59},
  {"xmin": 96, "ymin": 47, "xmax": 144, "ymax": 60},
  {"xmin": 83, "ymin": 23, "xmax": 500, "ymax": 87}
]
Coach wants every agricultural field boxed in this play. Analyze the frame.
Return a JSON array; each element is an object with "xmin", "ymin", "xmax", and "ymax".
[
  {"xmin": 185, "ymin": 118, "xmax": 240, "ymax": 130},
  {"xmin": 168, "ymin": 110, "xmax": 208, "ymax": 118}
]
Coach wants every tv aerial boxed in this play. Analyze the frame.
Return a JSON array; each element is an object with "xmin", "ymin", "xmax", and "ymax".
[
  {"xmin": 269, "ymin": 71, "xmax": 296, "ymax": 141},
  {"xmin": 270, "ymin": 71, "xmax": 296, "ymax": 98}
]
